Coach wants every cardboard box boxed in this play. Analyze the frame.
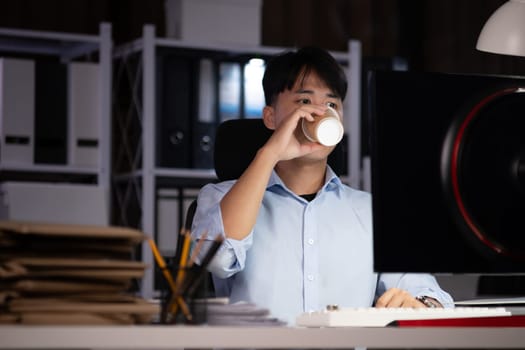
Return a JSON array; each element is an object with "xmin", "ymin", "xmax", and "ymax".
[{"xmin": 165, "ymin": 0, "xmax": 262, "ymax": 45}]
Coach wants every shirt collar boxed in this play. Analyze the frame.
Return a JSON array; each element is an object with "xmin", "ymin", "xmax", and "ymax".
[{"xmin": 268, "ymin": 165, "xmax": 343, "ymax": 193}]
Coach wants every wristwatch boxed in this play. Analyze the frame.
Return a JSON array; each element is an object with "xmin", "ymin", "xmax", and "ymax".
[{"xmin": 416, "ymin": 295, "xmax": 440, "ymax": 308}]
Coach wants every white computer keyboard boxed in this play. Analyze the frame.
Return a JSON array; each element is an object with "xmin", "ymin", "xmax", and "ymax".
[{"xmin": 296, "ymin": 306, "xmax": 511, "ymax": 327}]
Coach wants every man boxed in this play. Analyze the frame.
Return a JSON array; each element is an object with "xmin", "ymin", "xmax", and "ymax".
[{"xmin": 191, "ymin": 47, "xmax": 453, "ymax": 325}]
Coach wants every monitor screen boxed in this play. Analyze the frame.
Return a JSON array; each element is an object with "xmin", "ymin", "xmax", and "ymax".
[{"xmin": 369, "ymin": 70, "xmax": 525, "ymax": 273}]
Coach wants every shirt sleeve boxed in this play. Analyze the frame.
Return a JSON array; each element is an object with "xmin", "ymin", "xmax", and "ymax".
[
  {"xmin": 376, "ymin": 273, "xmax": 455, "ymax": 308},
  {"xmin": 190, "ymin": 181, "xmax": 254, "ymax": 279}
]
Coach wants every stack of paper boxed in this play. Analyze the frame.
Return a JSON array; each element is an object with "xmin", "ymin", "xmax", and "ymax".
[
  {"xmin": 202, "ymin": 298, "xmax": 286, "ymax": 326},
  {"xmin": 0, "ymin": 220, "xmax": 159, "ymax": 324}
]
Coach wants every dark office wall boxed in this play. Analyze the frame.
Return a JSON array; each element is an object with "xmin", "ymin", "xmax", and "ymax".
[
  {"xmin": 0, "ymin": 0, "xmax": 166, "ymax": 44},
  {"xmin": 0, "ymin": 0, "xmax": 110, "ymax": 34},
  {"xmin": 398, "ymin": 0, "xmax": 525, "ymax": 74},
  {"xmin": 262, "ymin": 0, "xmax": 400, "ymax": 55},
  {"xmin": 1, "ymin": 0, "xmax": 524, "ymax": 75},
  {"xmin": 262, "ymin": 0, "xmax": 525, "ymax": 75}
]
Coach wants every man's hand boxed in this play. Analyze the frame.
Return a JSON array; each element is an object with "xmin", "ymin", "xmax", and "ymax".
[
  {"xmin": 375, "ymin": 288, "xmax": 434, "ymax": 308},
  {"xmin": 264, "ymin": 104, "xmax": 327, "ymax": 162}
]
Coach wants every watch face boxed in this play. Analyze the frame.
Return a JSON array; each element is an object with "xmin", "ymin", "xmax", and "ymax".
[
  {"xmin": 421, "ymin": 296, "xmax": 439, "ymax": 308},
  {"xmin": 441, "ymin": 87, "xmax": 525, "ymax": 262}
]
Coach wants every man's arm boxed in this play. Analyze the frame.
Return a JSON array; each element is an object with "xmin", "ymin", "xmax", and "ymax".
[
  {"xmin": 219, "ymin": 146, "xmax": 277, "ymax": 240},
  {"xmin": 220, "ymin": 104, "xmax": 326, "ymax": 240}
]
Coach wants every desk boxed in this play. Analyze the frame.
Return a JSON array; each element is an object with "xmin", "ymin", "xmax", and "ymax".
[{"xmin": 0, "ymin": 325, "xmax": 524, "ymax": 349}]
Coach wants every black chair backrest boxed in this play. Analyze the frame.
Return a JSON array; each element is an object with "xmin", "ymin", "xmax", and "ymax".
[
  {"xmin": 214, "ymin": 119, "xmax": 273, "ymax": 181},
  {"xmin": 213, "ymin": 118, "xmax": 347, "ymax": 181}
]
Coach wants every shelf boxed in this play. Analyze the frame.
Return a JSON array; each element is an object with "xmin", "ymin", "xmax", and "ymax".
[
  {"xmin": 0, "ymin": 163, "xmax": 99, "ymax": 175},
  {"xmin": 0, "ymin": 26, "xmax": 103, "ymax": 61},
  {"xmin": 114, "ymin": 168, "xmax": 216, "ymax": 180},
  {"xmin": 114, "ymin": 36, "xmax": 349, "ymax": 62},
  {"xmin": 0, "ymin": 23, "xmax": 111, "ymax": 187},
  {"xmin": 113, "ymin": 169, "xmax": 217, "ymax": 189},
  {"xmin": 0, "ymin": 23, "xmax": 113, "ymax": 222},
  {"xmin": 153, "ymin": 167, "xmax": 216, "ymax": 178}
]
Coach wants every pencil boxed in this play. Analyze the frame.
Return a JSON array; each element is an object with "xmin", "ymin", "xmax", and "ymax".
[
  {"xmin": 147, "ymin": 238, "xmax": 176, "ymax": 291},
  {"xmin": 147, "ymin": 238, "xmax": 193, "ymax": 322},
  {"xmin": 173, "ymin": 232, "xmax": 191, "ymax": 287},
  {"xmin": 169, "ymin": 231, "xmax": 192, "ymax": 317}
]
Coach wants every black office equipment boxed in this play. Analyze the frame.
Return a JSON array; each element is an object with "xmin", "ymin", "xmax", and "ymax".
[
  {"xmin": 361, "ymin": 56, "xmax": 408, "ymax": 157},
  {"xmin": 369, "ymin": 70, "xmax": 525, "ymax": 273}
]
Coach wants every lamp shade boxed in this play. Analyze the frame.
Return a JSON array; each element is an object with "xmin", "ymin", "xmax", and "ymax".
[{"xmin": 476, "ymin": 0, "xmax": 525, "ymax": 57}]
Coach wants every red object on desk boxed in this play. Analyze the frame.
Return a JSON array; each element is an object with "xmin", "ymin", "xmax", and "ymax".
[{"xmin": 390, "ymin": 315, "xmax": 525, "ymax": 327}]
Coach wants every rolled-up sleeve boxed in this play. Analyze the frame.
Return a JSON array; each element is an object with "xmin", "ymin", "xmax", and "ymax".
[
  {"xmin": 377, "ymin": 273, "xmax": 455, "ymax": 308},
  {"xmin": 190, "ymin": 181, "xmax": 254, "ymax": 279}
]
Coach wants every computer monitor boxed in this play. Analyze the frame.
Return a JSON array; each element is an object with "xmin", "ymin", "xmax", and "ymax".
[{"xmin": 368, "ymin": 70, "xmax": 525, "ymax": 273}]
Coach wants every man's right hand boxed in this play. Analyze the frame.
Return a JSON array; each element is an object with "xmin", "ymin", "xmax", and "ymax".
[{"xmin": 263, "ymin": 104, "xmax": 327, "ymax": 162}]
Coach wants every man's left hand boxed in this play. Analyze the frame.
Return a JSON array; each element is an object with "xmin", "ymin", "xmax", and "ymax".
[{"xmin": 375, "ymin": 288, "xmax": 440, "ymax": 308}]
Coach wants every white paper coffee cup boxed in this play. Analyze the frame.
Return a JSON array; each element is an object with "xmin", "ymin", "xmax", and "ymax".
[{"xmin": 301, "ymin": 107, "xmax": 344, "ymax": 146}]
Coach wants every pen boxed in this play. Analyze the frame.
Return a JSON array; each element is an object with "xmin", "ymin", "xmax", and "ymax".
[
  {"xmin": 188, "ymin": 230, "xmax": 208, "ymax": 267},
  {"xmin": 182, "ymin": 235, "xmax": 224, "ymax": 299}
]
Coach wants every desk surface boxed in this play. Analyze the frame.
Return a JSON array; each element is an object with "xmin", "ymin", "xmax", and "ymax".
[{"xmin": 1, "ymin": 325, "xmax": 525, "ymax": 349}]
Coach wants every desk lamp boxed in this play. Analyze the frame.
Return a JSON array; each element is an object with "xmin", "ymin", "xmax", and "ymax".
[{"xmin": 476, "ymin": 0, "xmax": 525, "ymax": 57}]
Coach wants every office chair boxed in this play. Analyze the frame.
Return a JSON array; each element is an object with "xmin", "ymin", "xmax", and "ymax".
[{"xmin": 213, "ymin": 118, "xmax": 273, "ymax": 181}]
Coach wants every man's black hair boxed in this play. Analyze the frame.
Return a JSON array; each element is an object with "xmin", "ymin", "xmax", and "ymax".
[{"xmin": 262, "ymin": 47, "xmax": 347, "ymax": 106}]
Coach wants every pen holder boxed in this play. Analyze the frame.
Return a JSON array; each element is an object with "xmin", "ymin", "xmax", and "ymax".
[{"xmin": 160, "ymin": 265, "xmax": 211, "ymax": 324}]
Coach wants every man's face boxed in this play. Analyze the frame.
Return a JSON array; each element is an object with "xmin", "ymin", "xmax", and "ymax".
[
  {"xmin": 274, "ymin": 71, "xmax": 343, "ymax": 125},
  {"xmin": 271, "ymin": 70, "xmax": 344, "ymax": 160}
]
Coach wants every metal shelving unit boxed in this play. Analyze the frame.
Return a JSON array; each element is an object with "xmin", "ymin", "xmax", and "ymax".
[
  {"xmin": 113, "ymin": 24, "xmax": 362, "ymax": 298},
  {"xmin": 0, "ymin": 23, "xmax": 113, "ymax": 203}
]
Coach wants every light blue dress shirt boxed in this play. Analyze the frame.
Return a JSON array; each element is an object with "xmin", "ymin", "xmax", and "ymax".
[{"xmin": 191, "ymin": 166, "xmax": 454, "ymax": 325}]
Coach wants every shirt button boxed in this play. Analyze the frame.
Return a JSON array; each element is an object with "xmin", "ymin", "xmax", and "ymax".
[
  {"xmin": 308, "ymin": 238, "xmax": 314, "ymax": 245},
  {"xmin": 307, "ymin": 274, "xmax": 314, "ymax": 281}
]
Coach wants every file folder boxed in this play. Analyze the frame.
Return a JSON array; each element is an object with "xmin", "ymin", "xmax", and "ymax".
[
  {"xmin": 192, "ymin": 58, "xmax": 217, "ymax": 169},
  {"xmin": 218, "ymin": 61, "xmax": 241, "ymax": 122},
  {"xmin": 68, "ymin": 62, "xmax": 100, "ymax": 167},
  {"xmin": 35, "ymin": 60, "xmax": 67, "ymax": 164},
  {"xmin": 156, "ymin": 53, "xmax": 193, "ymax": 168},
  {"xmin": 0, "ymin": 58, "xmax": 35, "ymax": 165}
]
